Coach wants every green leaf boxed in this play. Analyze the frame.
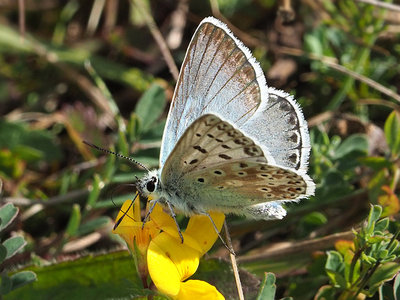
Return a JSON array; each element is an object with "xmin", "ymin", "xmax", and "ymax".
[
  {"xmin": 77, "ymin": 216, "xmax": 111, "ymax": 236},
  {"xmin": 0, "ymin": 203, "xmax": 18, "ymax": 232},
  {"xmin": 304, "ymin": 34, "xmax": 323, "ymax": 56},
  {"xmin": 333, "ymin": 134, "xmax": 368, "ymax": 159},
  {"xmin": 256, "ymin": 273, "xmax": 276, "ymax": 300},
  {"xmin": 0, "ymin": 120, "xmax": 62, "ymax": 163},
  {"xmin": 359, "ymin": 156, "xmax": 393, "ymax": 171},
  {"xmin": 361, "ymin": 252, "xmax": 377, "ymax": 265},
  {"xmin": 394, "ymin": 273, "xmax": 400, "ymax": 300},
  {"xmin": 366, "ymin": 205, "xmax": 382, "ymax": 235},
  {"xmin": 5, "ymin": 251, "xmax": 144, "ymax": 299},
  {"xmin": 368, "ymin": 262, "xmax": 400, "ymax": 292},
  {"xmin": 375, "ymin": 218, "xmax": 389, "ymax": 232},
  {"xmin": 65, "ymin": 204, "xmax": 81, "ymax": 237},
  {"xmin": 9, "ymin": 271, "xmax": 37, "ymax": 292},
  {"xmin": 135, "ymin": 84, "xmax": 166, "ymax": 134},
  {"xmin": 314, "ymin": 285, "xmax": 337, "ymax": 300},
  {"xmin": 384, "ymin": 111, "xmax": 400, "ymax": 157},
  {"xmin": 325, "ymin": 251, "xmax": 347, "ymax": 289},
  {"xmin": 3, "ymin": 236, "xmax": 26, "ymax": 260},
  {"xmin": 86, "ymin": 174, "xmax": 102, "ymax": 210},
  {"xmin": 6, "ymin": 252, "xmax": 249, "ymax": 300},
  {"xmin": 302, "ymin": 212, "xmax": 328, "ymax": 226}
]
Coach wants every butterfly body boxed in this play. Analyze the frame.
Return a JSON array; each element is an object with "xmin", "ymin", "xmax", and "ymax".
[{"xmin": 136, "ymin": 17, "xmax": 315, "ymax": 221}]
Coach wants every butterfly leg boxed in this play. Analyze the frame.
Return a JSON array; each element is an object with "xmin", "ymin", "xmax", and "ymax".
[
  {"xmin": 142, "ymin": 198, "xmax": 158, "ymax": 228},
  {"xmin": 165, "ymin": 200, "xmax": 184, "ymax": 243},
  {"xmin": 203, "ymin": 212, "xmax": 235, "ymax": 256}
]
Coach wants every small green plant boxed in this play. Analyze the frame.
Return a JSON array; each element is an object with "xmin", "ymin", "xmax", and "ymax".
[
  {"xmin": 0, "ymin": 203, "xmax": 36, "ymax": 296},
  {"xmin": 316, "ymin": 205, "xmax": 400, "ymax": 299}
]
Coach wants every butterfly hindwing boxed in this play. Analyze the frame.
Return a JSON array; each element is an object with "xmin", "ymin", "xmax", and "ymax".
[
  {"xmin": 183, "ymin": 160, "xmax": 309, "ymax": 207},
  {"xmin": 161, "ymin": 114, "xmax": 313, "ymax": 213}
]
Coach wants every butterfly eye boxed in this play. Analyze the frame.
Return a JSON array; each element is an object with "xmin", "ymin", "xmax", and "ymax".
[{"xmin": 146, "ymin": 177, "xmax": 157, "ymax": 193}]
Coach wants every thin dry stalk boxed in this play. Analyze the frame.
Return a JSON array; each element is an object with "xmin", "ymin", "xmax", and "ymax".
[
  {"xmin": 18, "ymin": 0, "xmax": 25, "ymax": 37},
  {"xmin": 224, "ymin": 221, "xmax": 245, "ymax": 300},
  {"xmin": 355, "ymin": 0, "xmax": 400, "ymax": 12},
  {"xmin": 87, "ymin": 0, "xmax": 106, "ymax": 36},
  {"xmin": 132, "ymin": 0, "xmax": 179, "ymax": 81},
  {"xmin": 167, "ymin": 0, "xmax": 189, "ymax": 50},
  {"xmin": 237, "ymin": 231, "xmax": 355, "ymax": 263},
  {"xmin": 278, "ymin": 46, "xmax": 400, "ymax": 104}
]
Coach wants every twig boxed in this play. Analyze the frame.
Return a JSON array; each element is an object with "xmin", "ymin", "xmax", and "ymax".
[
  {"xmin": 358, "ymin": 98, "xmax": 400, "ymax": 111},
  {"xmin": 355, "ymin": 0, "xmax": 400, "ymax": 12},
  {"xmin": 87, "ymin": 0, "xmax": 106, "ymax": 36},
  {"xmin": 224, "ymin": 221, "xmax": 245, "ymax": 300},
  {"xmin": 4, "ymin": 189, "xmax": 89, "ymax": 208},
  {"xmin": 104, "ymin": 0, "xmax": 119, "ymax": 34},
  {"xmin": 237, "ymin": 231, "xmax": 355, "ymax": 263},
  {"xmin": 166, "ymin": 0, "xmax": 189, "ymax": 50},
  {"xmin": 132, "ymin": 0, "xmax": 179, "ymax": 81},
  {"xmin": 18, "ymin": 0, "xmax": 25, "ymax": 38},
  {"xmin": 208, "ymin": 0, "xmax": 260, "ymax": 47},
  {"xmin": 277, "ymin": 46, "xmax": 400, "ymax": 104}
]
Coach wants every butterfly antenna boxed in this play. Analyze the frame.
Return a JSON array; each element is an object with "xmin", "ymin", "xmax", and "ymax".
[
  {"xmin": 114, "ymin": 192, "xmax": 140, "ymax": 230},
  {"xmin": 83, "ymin": 141, "xmax": 149, "ymax": 172}
]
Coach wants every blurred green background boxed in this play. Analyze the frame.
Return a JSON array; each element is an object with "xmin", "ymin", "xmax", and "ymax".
[{"xmin": 1, "ymin": 0, "xmax": 400, "ymax": 299}]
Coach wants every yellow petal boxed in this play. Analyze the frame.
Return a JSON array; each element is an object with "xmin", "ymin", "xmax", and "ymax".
[
  {"xmin": 147, "ymin": 235, "xmax": 181, "ymax": 297},
  {"xmin": 148, "ymin": 232, "xmax": 201, "ymax": 296},
  {"xmin": 133, "ymin": 194, "xmax": 141, "ymax": 221},
  {"xmin": 113, "ymin": 199, "xmax": 137, "ymax": 231},
  {"xmin": 185, "ymin": 212, "xmax": 225, "ymax": 254},
  {"xmin": 150, "ymin": 202, "xmax": 179, "ymax": 232},
  {"xmin": 113, "ymin": 198, "xmax": 160, "ymax": 253},
  {"xmin": 177, "ymin": 280, "xmax": 225, "ymax": 300}
]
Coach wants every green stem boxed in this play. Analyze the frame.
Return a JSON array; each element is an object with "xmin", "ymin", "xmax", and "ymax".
[{"xmin": 352, "ymin": 260, "xmax": 381, "ymax": 300}]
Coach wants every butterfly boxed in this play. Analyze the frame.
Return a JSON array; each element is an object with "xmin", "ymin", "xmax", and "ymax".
[{"xmin": 132, "ymin": 17, "xmax": 315, "ymax": 238}]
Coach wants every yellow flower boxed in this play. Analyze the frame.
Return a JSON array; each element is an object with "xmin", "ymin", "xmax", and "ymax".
[
  {"xmin": 148, "ymin": 211, "xmax": 225, "ymax": 300},
  {"xmin": 113, "ymin": 193, "xmax": 225, "ymax": 299}
]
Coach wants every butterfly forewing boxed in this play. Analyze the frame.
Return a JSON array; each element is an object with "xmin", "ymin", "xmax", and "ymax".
[
  {"xmin": 160, "ymin": 18, "xmax": 264, "ymax": 168},
  {"xmin": 162, "ymin": 114, "xmax": 268, "ymax": 176}
]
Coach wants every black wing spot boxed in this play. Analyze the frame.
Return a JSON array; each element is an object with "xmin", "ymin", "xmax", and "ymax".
[
  {"xmin": 214, "ymin": 170, "xmax": 223, "ymax": 175},
  {"xmin": 219, "ymin": 154, "xmax": 232, "ymax": 160},
  {"xmin": 207, "ymin": 133, "xmax": 214, "ymax": 138},
  {"xmin": 189, "ymin": 159, "xmax": 198, "ymax": 164},
  {"xmin": 244, "ymin": 146, "xmax": 262, "ymax": 157},
  {"xmin": 195, "ymin": 133, "xmax": 201, "ymax": 137},
  {"xmin": 239, "ymin": 163, "xmax": 248, "ymax": 168},
  {"xmin": 221, "ymin": 144, "xmax": 231, "ymax": 149},
  {"xmin": 197, "ymin": 178, "xmax": 205, "ymax": 183},
  {"xmin": 289, "ymin": 133, "xmax": 298, "ymax": 143},
  {"xmin": 288, "ymin": 153, "xmax": 298, "ymax": 163},
  {"xmin": 193, "ymin": 145, "xmax": 207, "ymax": 153},
  {"xmin": 215, "ymin": 138, "xmax": 223, "ymax": 143}
]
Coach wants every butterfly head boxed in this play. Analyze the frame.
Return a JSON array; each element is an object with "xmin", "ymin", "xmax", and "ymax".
[{"xmin": 136, "ymin": 169, "xmax": 161, "ymax": 197}]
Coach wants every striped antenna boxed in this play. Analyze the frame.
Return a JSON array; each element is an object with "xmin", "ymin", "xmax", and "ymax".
[{"xmin": 83, "ymin": 141, "xmax": 149, "ymax": 172}]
